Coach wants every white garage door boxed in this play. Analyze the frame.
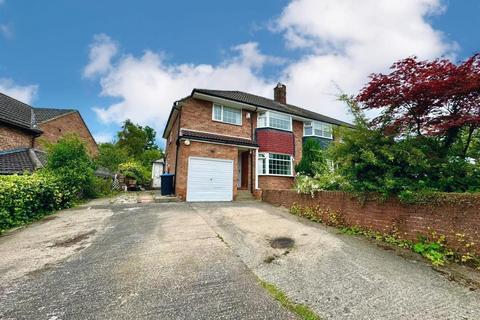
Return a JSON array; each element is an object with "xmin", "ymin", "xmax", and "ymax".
[{"xmin": 186, "ymin": 157, "xmax": 234, "ymax": 202}]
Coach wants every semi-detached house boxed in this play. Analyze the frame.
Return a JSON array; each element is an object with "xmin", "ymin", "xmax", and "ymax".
[{"xmin": 162, "ymin": 83, "xmax": 351, "ymax": 202}]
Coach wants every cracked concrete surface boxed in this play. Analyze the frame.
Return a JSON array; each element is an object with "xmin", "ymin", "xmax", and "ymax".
[
  {"xmin": 0, "ymin": 200, "xmax": 294, "ymax": 320},
  {"xmin": 193, "ymin": 201, "xmax": 480, "ymax": 320},
  {"xmin": 0, "ymin": 201, "xmax": 113, "ymax": 286},
  {"xmin": 1, "ymin": 199, "xmax": 479, "ymax": 320}
]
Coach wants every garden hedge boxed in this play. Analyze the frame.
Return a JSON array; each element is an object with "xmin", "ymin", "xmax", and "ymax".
[{"xmin": 0, "ymin": 173, "xmax": 75, "ymax": 233}]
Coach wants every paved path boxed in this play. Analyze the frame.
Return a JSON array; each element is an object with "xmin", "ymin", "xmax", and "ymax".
[
  {"xmin": 193, "ymin": 201, "xmax": 480, "ymax": 320},
  {"xmin": 0, "ymin": 202, "xmax": 294, "ymax": 320}
]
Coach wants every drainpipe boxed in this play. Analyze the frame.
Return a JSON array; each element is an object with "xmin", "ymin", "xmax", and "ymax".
[
  {"xmin": 173, "ymin": 102, "xmax": 182, "ymax": 193},
  {"xmin": 252, "ymin": 107, "xmax": 258, "ymax": 191},
  {"xmin": 255, "ymin": 148, "xmax": 259, "ymax": 190},
  {"xmin": 250, "ymin": 109, "xmax": 254, "ymax": 193}
]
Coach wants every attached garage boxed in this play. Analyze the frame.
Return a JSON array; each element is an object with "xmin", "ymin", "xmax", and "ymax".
[{"xmin": 186, "ymin": 157, "xmax": 234, "ymax": 202}]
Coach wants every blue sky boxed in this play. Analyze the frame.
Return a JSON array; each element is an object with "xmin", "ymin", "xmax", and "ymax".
[{"xmin": 0, "ymin": 0, "xmax": 478, "ymax": 145}]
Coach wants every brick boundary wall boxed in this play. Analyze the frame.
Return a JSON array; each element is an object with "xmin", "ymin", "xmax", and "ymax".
[{"xmin": 262, "ymin": 189, "xmax": 480, "ymax": 255}]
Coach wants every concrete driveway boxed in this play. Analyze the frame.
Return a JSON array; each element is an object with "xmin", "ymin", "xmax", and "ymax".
[
  {"xmin": 0, "ymin": 199, "xmax": 479, "ymax": 319},
  {"xmin": 194, "ymin": 202, "xmax": 480, "ymax": 320},
  {"xmin": 0, "ymin": 200, "xmax": 294, "ymax": 320}
]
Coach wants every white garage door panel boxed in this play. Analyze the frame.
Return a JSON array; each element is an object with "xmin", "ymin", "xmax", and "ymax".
[{"xmin": 186, "ymin": 157, "xmax": 233, "ymax": 202}]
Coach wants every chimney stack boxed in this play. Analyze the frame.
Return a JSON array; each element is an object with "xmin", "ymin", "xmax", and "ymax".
[{"xmin": 274, "ymin": 83, "xmax": 286, "ymax": 104}]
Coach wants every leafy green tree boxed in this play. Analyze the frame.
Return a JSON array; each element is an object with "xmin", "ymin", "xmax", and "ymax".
[
  {"xmin": 96, "ymin": 143, "xmax": 131, "ymax": 172},
  {"xmin": 296, "ymin": 139, "xmax": 327, "ymax": 176},
  {"xmin": 96, "ymin": 120, "xmax": 164, "ymax": 180},
  {"xmin": 139, "ymin": 149, "xmax": 164, "ymax": 168},
  {"xmin": 117, "ymin": 119, "xmax": 161, "ymax": 157},
  {"xmin": 328, "ymin": 97, "xmax": 480, "ymax": 198}
]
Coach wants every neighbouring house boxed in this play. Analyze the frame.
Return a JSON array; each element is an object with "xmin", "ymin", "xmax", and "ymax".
[
  {"xmin": 162, "ymin": 83, "xmax": 351, "ymax": 201},
  {"xmin": 0, "ymin": 91, "xmax": 98, "ymax": 174}
]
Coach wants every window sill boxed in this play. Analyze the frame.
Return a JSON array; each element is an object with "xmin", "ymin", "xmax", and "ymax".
[
  {"xmin": 303, "ymin": 135, "xmax": 333, "ymax": 140},
  {"xmin": 258, "ymin": 174, "xmax": 294, "ymax": 178},
  {"xmin": 257, "ymin": 126, "xmax": 292, "ymax": 133},
  {"xmin": 212, "ymin": 119, "xmax": 243, "ymax": 127}
]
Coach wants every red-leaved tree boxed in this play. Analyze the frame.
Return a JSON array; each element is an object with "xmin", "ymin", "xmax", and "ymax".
[{"xmin": 357, "ymin": 54, "xmax": 480, "ymax": 155}]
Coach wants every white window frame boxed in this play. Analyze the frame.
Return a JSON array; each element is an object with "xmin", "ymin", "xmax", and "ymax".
[
  {"xmin": 303, "ymin": 121, "xmax": 333, "ymax": 139},
  {"xmin": 257, "ymin": 111, "xmax": 292, "ymax": 131},
  {"xmin": 257, "ymin": 152, "xmax": 294, "ymax": 177},
  {"xmin": 212, "ymin": 103, "xmax": 242, "ymax": 126}
]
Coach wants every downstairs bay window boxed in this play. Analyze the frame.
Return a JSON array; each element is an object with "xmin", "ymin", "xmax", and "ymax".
[{"xmin": 258, "ymin": 153, "xmax": 293, "ymax": 176}]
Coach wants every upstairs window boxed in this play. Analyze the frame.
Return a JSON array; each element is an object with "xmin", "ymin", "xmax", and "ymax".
[
  {"xmin": 258, "ymin": 153, "xmax": 293, "ymax": 176},
  {"xmin": 213, "ymin": 104, "xmax": 242, "ymax": 125},
  {"xmin": 257, "ymin": 111, "xmax": 292, "ymax": 131},
  {"xmin": 304, "ymin": 121, "xmax": 333, "ymax": 139}
]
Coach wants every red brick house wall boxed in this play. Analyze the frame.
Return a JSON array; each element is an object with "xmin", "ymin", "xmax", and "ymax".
[
  {"xmin": 293, "ymin": 120, "xmax": 303, "ymax": 165},
  {"xmin": 34, "ymin": 112, "xmax": 98, "ymax": 156},
  {"xmin": 179, "ymin": 98, "xmax": 255, "ymax": 140},
  {"xmin": 263, "ymin": 190, "xmax": 480, "ymax": 255},
  {"xmin": 0, "ymin": 124, "xmax": 34, "ymax": 151},
  {"xmin": 164, "ymin": 113, "xmax": 180, "ymax": 174},
  {"xmin": 258, "ymin": 176, "xmax": 294, "ymax": 190}
]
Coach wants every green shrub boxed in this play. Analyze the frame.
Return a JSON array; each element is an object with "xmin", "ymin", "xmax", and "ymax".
[
  {"xmin": 0, "ymin": 173, "xmax": 75, "ymax": 233},
  {"xmin": 414, "ymin": 235, "xmax": 455, "ymax": 266},
  {"xmin": 295, "ymin": 139, "xmax": 327, "ymax": 177},
  {"xmin": 45, "ymin": 134, "xmax": 95, "ymax": 198},
  {"xmin": 0, "ymin": 135, "xmax": 117, "ymax": 233},
  {"xmin": 118, "ymin": 160, "xmax": 151, "ymax": 185},
  {"xmin": 294, "ymin": 172, "xmax": 350, "ymax": 196},
  {"xmin": 84, "ymin": 176, "xmax": 114, "ymax": 199}
]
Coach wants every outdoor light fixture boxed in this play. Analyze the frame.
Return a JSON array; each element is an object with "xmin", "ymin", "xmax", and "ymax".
[{"xmin": 184, "ymin": 139, "xmax": 191, "ymax": 146}]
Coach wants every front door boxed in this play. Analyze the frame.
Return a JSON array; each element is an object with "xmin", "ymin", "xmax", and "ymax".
[{"xmin": 241, "ymin": 152, "xmax": 249, "ymax": 189}]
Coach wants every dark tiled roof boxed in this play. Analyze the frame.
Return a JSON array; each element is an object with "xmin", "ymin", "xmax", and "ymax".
[
  {"xmin": 0, "ymin": 92, "xmax": 39, "ymax": 131},
  {"xmin": 181, "ymin": 129, "xmax": 258, "ymax": 147},
  {"xmin": 0, "ymin": 91, "xmax": 77, "ymax": 131},
  {"xmin": 33, "ymin": 108, "xmax": 75, "ymax": 123},
  {"xmin": 0, "ymin": 148, "xmax": 47, "ymax": 174},
  {"xmin": 193, "ymin": 89, "xmax": 353, "ymax": 127}
]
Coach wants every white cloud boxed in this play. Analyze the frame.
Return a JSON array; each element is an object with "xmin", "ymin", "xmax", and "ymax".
[
  {"xmin": 87, "ymin": 0, "xmax": 455, "ymax": 132},
  {"xmin": 83, "ymin": 34, "xmax": 118, "ymax": 78},
  {"xmin": 0, "ymin": 78, "xmax": 38, "ymax": 104},
  {"xmin": 0, "ymin": 1, "xmax": 13, "ymax": 39},
  {"xmin": 93, "ymin": 132, "xmax": 114, "ymax": 144},
  {"xmin": 90, "ymin": 42, "xmax": 275, "ymax": 130},
  {"xmin": 230, "ymin": 42, "xmax": 286, "ymax": 70},
  {"xmin": 0, "ymin": 24, "xmax": 12, "ymax": 39},
  {"xmin": 275, "ymin": 0, "xmax": 455, "ymax": 121}
]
